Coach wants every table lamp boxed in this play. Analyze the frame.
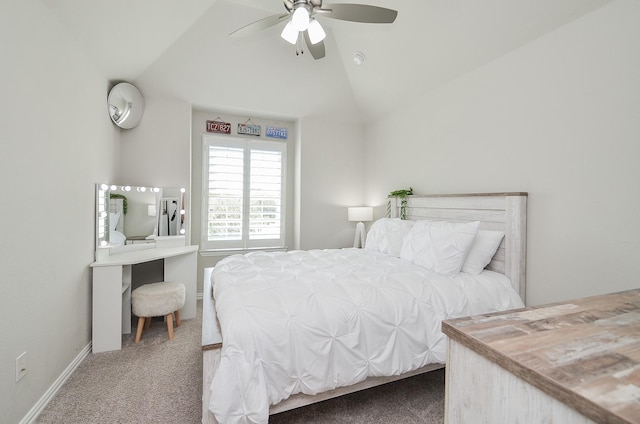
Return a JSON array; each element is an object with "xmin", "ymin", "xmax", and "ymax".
[{"xmin": 348, "ymin": 206, "xmax": 373, "ymax": 248}]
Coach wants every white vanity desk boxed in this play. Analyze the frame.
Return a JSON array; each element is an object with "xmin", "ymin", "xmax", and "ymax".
[{"xmin": 90, "ymin": 242, "xmax": 198, "ymax": 353}]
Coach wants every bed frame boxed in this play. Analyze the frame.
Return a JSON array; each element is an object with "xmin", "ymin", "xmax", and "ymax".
[{"xmin": 201, "ymin": 192, "xmax": 527, "ymax": 423}]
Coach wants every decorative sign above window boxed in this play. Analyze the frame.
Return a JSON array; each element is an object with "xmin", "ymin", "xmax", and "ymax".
[
  {"xmin": 237, "ymin": 123, "xmax": 261, "ymax": 136},
  {"xmin": 266, "ymin": 126, "xmax": 288, "ymax": 140},
  {"xmin": 206, "ymin": 120, "xmax": 231, "ymax": 134}
]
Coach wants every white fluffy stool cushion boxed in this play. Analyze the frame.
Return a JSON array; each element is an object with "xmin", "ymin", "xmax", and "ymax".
[{"xmin": 132, "ymin": 282, "xmax": 185, "ymax": 317}]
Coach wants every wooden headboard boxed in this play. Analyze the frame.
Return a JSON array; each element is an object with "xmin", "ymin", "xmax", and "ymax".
[{"xmin": 390, "ymin": 192, "xmax": 527, "ymax": 304}]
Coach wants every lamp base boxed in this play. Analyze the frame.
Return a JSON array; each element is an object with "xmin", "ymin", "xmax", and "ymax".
[{"xmin": 353, "ymin": 222, "xmax": 366, "ymax": 249}]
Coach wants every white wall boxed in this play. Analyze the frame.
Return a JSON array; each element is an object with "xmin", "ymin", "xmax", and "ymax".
[
  {"xmin": 298, "ymin": 118, "xmax": 366, "ymax": 250},
  {"xmin": 0, "ymin": 1, "xmax": 117, "ymax": 422},
  {"xmin": 364, "ymin": 0, "xmax": 640, "ymax": 306},
  {"xmin": 119, "ymin": 95, "xmax": 192, "ymax": 192}
]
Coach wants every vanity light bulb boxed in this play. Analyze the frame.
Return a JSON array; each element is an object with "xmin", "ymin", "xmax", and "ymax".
[
  {"xmin": 152, "ymin": 187, "xmax": 160, "ymax": 192},
  {"xmin": 139, "ymin": 187, "xmax": 146, "ymax": 192},
  {"xmin": 180, "ymin": 229, "xmax": 186, "ymax": 235},
  {"xmin": 180, "ymin": 209, "xmax": 185, "ymax": 215},
  {"xmin": 124, "ymin": 186, "xmax": 131, "ymax": 191},
  {"xmin": 100, "ymin": 184, "xmax": 108, "ymax": 190},
  {"xmin": 180, "ymin": 188, "xmax": 186, "ymax": 193},
  {"xmin": 110, "ymin": 185, "xmax": 117, "ymax": 191}
]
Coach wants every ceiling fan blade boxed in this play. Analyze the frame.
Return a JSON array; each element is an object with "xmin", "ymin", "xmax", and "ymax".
[
  {"xmin": 229, "ymin": 13, "xmax": 290, "ymax": 37},
  {"xmin": 321, "ymin": 4, "xmax": 397, "ymax": 23},
  {"xmin": 303, "ymin": 31, "xmax": 326, "ymax": 60}
]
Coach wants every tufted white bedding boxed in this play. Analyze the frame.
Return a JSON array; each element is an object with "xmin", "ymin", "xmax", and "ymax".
[{"xmin": 209, "ymin": 248, "xmax": 524, "ymax": 423}]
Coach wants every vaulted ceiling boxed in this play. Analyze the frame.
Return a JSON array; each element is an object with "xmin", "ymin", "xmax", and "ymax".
[{"xmin": 43, "ymin": 0, "xmax": 611, "ymax": 123}]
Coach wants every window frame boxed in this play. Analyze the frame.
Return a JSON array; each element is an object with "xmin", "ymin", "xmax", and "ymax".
[{"xmin": 201, "ymin": 134, "xmax": 287, "ymax": 251}]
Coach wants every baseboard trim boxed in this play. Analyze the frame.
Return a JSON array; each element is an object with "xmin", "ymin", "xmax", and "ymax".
[{"xmin": 19, "ymin": 342, "xmax": 92, "ymax": 424}]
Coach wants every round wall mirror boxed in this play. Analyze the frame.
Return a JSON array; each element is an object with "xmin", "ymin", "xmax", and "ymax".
[{"xmin": 107, "ymin": 82, "xmax": 144, "ymax": 129}]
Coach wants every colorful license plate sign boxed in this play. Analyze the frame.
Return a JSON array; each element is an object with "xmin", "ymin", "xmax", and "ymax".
[
  {"xmin": 237, "ymin": 123, "xmax": 261, "ymax": 136},
  {"xmin": 206, "ymin": 120, "xmax": 231, "ymax": 134},
  {"xmin": 266, "ymin": 126, "xmax": 288, "ymax": 139}
]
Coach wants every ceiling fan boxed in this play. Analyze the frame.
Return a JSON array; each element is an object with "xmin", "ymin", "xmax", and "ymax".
[{"xmin": 230, "ymin": 0, "xmax": 398, "ymax": 60}]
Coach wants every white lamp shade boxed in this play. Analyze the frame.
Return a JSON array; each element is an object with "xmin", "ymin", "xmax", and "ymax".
[
  {"xmin": 307, "ymin": 19, "xmax": 326, "ymax": 44},
  {"xmin": 281, "ymin": 21, "xmax": 298, "ymax": 45},
  {"xmin": 291, "ymin": 7, "xmax": 310, "ymax": 31},
  {"xmin": 348, "ymin": 206, "xmax": 373, "ymax": 222}
]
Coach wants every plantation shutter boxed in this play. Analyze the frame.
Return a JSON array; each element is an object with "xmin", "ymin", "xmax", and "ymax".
[
  {"xmin": 250, "ymin": 149, "xmax": 283, "ymax": 242},
  {"xmin": 203, "ymin": 135, "xmax": 286, "ymax": 250},
  {"xmin": 206, "ymin": 145, "xmax": 244, "ymax": 244}
]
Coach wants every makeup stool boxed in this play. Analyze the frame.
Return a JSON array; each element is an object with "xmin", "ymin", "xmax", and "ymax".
[{"xmin": 131, "ymin": 281, "xmax": 185, "ymax": 343}]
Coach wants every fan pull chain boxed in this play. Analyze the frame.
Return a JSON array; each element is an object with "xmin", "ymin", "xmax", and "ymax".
[{"xmin": 296, "ymin": 31, "xmax": 304, "ymax": 56}]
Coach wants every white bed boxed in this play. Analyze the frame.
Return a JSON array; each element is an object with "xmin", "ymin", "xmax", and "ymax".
[{"xmin": 202, "ymin": 192, "xmax": 527, "ymax": 424}]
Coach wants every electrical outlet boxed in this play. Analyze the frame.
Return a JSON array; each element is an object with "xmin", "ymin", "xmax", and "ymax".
[{"xmin": 16, "ymin": 352, "xmax": 27, "ymax": 382}]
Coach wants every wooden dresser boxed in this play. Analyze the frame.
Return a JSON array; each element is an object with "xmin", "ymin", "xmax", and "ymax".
[{"xmin": 443, "ymin": 289, "xmax": 640, "ymax": 424}]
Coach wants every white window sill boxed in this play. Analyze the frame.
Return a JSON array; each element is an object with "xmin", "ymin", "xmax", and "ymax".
[{"xmin": 199, "ymin": 246, "xmax": 288, "ymax": 257}]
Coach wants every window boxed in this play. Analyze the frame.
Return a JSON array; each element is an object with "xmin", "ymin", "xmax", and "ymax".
[{"xmin": 202, "ymin": 135, "xmax": 286, "ymax": 250}]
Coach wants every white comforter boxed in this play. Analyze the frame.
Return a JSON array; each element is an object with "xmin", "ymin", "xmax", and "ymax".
[{"xmin": 210, "ymin": 249, "xmax": 524, "ymax": 423}]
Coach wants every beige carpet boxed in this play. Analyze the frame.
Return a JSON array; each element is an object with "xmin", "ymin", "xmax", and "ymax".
[{"xmin": 37, "ymin": 301, "xmax": 445, "ymax": 423}]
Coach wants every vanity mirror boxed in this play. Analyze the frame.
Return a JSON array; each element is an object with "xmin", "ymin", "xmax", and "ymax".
[{"xmin": 96, "ymin": 184, "xmax": 186, "ymax": 250}]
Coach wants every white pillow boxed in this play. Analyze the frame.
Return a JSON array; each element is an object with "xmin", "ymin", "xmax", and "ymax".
[
  {"xmin": 461, "ymin": 230, "xmax": 505, "ymax": 275},
  {"xmin": 365, "ymin": 218, "xmax": 414, "ymax": 257},
  {"xmin": 400, "ymin": 220, "xmax": 480, "ymax": 277}
]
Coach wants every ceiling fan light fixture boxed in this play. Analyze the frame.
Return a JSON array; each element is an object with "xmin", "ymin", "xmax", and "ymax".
[
  {"xmin": 307, "ymin": 19, "xmax": 326, "ymax": 45},
  {"xmin": 230, "ymin": 1, "xmax": 398, "ymax": 61},
  {"xmin": 291, "ymin": 6, "xmax": 310, "ymax": 31},
  {"xmin": 280, "ymin": 21, "xmax": 299, "ymax": 45}
]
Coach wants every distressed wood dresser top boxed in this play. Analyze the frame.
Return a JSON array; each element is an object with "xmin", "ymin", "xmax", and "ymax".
[{"xmin": 443, "ymin": 289, "xmax": 640, "ymax": 424}]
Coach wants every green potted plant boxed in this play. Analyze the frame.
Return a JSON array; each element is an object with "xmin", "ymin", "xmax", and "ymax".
[{"xmin": 387, "ymin": 187, "xmax": 413, "ymax": 220}]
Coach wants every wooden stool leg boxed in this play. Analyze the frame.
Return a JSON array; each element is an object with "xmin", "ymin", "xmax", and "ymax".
[
  {"xmin": 174, "ymin": 310, "xmax": 181, "ymax": 327},
  {"xmin": 144, "ymin": 317, "xmax": 152, "ymax": 329},
  {"xmin": 135, "ymin": 317, "xmax": 145, "ymax": 343},
  {"xmin": 166, "ymin": 313, "xmax": 174, "ymax": 340}
]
